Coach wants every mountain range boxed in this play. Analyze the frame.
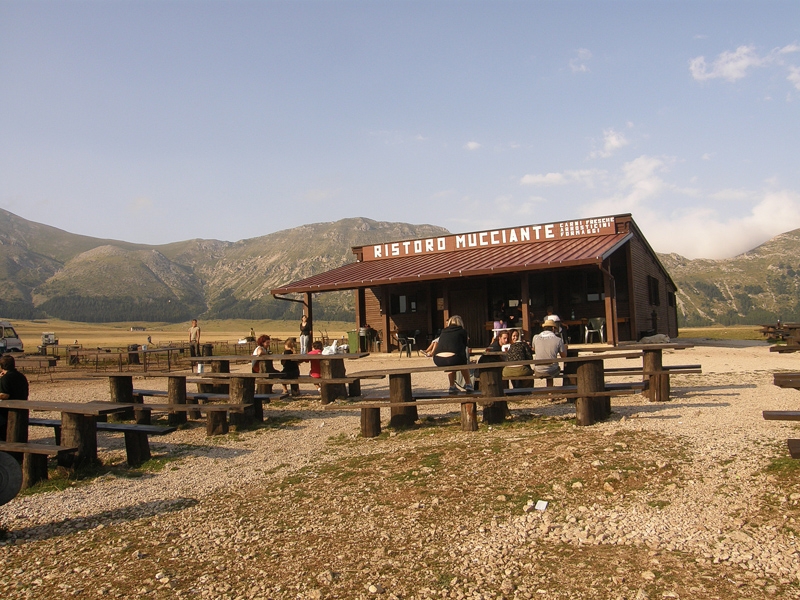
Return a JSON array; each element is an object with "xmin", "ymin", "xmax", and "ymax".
[{"xmin": 1, "ymin": 208, "xmax": 798, "ymax": 326}]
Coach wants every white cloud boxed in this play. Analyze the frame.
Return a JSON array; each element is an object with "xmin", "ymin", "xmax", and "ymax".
[
  {"xmin": 690, "ymin": 45, "xmax": 764, "ymax": 81},
  {"xmin": 590, "ymin": 128, "xmax": 630, "ymax": 159},
  {"xmin": 788, "ymin": 65, "xmax": 800, "ymax": 90},
  {"xmin": 690, "ymin": 43, "xmax": 800, "ymax": 89},
  {"xmin": 520, "ymin": 172, "xmax": 566, "ymax": 186},
  {"xmin": 519, "ymin": 169, "xmax": 605, "ymax": 188},
  {"xmin": 465, "ymin": 141, "xmax": 481, "ymax": 151},
  {"xmin": 569, "ymin": 48, "xmax": 592, "ymax": 73},
  {"xmin": 639, "ymin": 189, "xmax": 800, "ymax": 259}
]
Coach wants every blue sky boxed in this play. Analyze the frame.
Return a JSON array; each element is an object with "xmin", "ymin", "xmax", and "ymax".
[{"xmin": 1, "ymin": 1, "xmax": 799, "ymax": 259}]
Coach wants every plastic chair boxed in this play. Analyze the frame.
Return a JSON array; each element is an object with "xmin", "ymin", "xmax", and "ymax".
[
  {"xmin": 395, "ymin": 333, "xmax": 412, "ymax": 358},
  {"xmin": 409, "ymin": 330, "xmax": 422, "ymax": 356},
  {"xmin": 585, "ymin": 318, "xmax": 605, "ymax": 343}
]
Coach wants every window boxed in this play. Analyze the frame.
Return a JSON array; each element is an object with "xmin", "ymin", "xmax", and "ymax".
[
  {"xmin": 648, "ymin": 276, "xmax": 661, "ymax": 306},
  {"xmin": 586, "ymin": 270, "xmax": 604, "ymax": 302},
  {"xmin": 390, "ymin": 294, "xmax": 417, "ymax": 314},
  {"xmin": 668, "ymin": 291, "xmax": 676, "ymax": 307}
]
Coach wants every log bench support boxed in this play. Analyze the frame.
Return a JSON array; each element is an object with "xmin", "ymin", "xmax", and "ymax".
[
  {"xmin": 479, "ymin": 366, "xmax": 508, "ymax": 425},
  {"xmin": 576, "ymin": 359, "xmax": 609, "ymax": 426},
  {"xmin": 389, "ymin": 373, "xmax": 417, "ymax": 427},
  {"xmin": 29, "ymin": 418, "xmax": 177, "ymax": 468},
  {"xmin": 643, "ymin": 349, "xmax": 670, "ymax": 402}
]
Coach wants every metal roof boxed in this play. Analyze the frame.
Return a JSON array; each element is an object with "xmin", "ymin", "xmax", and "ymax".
[{"xmin": 271, "ymin": 232, "xmax": 633, "ymax": 295}]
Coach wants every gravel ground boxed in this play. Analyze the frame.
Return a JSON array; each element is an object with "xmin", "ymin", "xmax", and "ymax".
[{"xmin": 1, "ymin": 341, "xmax": 800, "ymax": 599}]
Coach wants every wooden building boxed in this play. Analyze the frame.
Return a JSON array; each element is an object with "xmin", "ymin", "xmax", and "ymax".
[{"xmin": 271, "ymin": 214, "xmax": 679, "ymax": 352}]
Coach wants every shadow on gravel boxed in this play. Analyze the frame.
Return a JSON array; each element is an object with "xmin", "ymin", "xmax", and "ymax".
[
  {"xmin": 3, "ymin": 497, "xmax": 198, "ymax": 543},
  {"xmin": 673, "ymin": 383, "xmax": 757, "ymax": 395},
  {"xmin": 612, "ymin": 401, "xmax": 731, "ymax": 415}
]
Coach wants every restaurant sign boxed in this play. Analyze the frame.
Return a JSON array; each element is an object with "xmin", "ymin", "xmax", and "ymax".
[{"xmin": 360, "ymin": 216, "xmax": 617, "ymax": 262}]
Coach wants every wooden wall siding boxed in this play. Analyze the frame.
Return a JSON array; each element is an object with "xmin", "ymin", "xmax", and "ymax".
[
  {"xmin": 364, "ymin": 287, "xmax": 385, "ymax": 348},
  {"xmin": 628, "ymin": 236, "xmax": 678, "ymax": 338}
]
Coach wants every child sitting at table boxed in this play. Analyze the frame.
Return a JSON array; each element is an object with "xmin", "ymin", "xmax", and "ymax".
[
  {"xmin": 308, "ymin": 340, "xmax": 324, "ymax": 391},
  {"xmin": 280, "ymin": 337, "xmax": 300, "ymax": 398}
]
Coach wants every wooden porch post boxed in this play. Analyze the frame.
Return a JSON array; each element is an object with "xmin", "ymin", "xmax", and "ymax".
[{"xmin": 521, "ymin": 274, "xmax": 530, "ymax": 340}]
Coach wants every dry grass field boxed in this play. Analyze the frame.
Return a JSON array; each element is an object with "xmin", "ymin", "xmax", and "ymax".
[{"xmin": 8, "ymin": 318, "xmax": 354, "ymax": 350}]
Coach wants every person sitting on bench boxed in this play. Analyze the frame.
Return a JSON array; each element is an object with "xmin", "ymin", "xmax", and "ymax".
[
  {"xmin": 0, "ymin": 354, "xmax": 29, "ymax": 442},
  {"xmin": 432, "ymin": 315, "xmax": 473, "ymax": 394},
  {"xmin": 280, "ymin": 338, "xmax": 301, "ymax": 398},
  {"xmin": 532, "ymin": 319, "xmax": 567, "ymax": 388}
]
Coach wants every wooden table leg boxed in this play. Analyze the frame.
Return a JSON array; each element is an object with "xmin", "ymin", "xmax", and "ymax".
[
  {"xmin": 576, "ymin": 359, "xmax": 607, "ymax": 426},
  {"xmin": 480, "ymin": 366, "xmax": 508, "ymax": 424},
  {"xmin": 389, "ymin": 373, "xmax": 416, "ymax": 427},
  {"xmin": 361, "ymin": 408, "xmax": 381, "ymax": 437},
  {"xmin": 6, "ymin": 407, "xmax": 28, "ymax": 467},
  {"xmin": 167, "ymin": 375, "xmax": 187, "ymax": 426},
  {"xmin": 320, "ymin": 359, "xmax": 348, "ymax": 405},
  {"xmin": 643, "ymin": 349, "xmax": 669, "ymax": 402},
  {"xmin": 109, "ymin": 375, "xmax": 135, "ymax": 421},
  {"xmin": 210, "ymin": 360, "xmax": 230, "ymax": 394},
  {"xmin": 229, "ymin": 376, "xmax": 255, "ymax": 429},
  {"xmin": 59, "ymin": 413, "xmax": 98, "ymax": 467}
]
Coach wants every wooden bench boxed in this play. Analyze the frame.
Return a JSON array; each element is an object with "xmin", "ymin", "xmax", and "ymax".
[
  {"xmin": 28, "ymin": 418, "xmax": 177, "ymax": 467},
  {"xmin": 189, "ymin": 375, "xmax": 372, "ymax": 398},
  {"xmin": 0, "ymin": 441, "xmax": 78, "ymax": 488},
  {"xmin": 337, "ymin": 351, "xmax": 644, "ymax": 437},
  {"xmin": 132, "ymin": 388, "xmax": 279, "ymax": 403},
  {"xmin": 767, "ymin": 373, "xmax": 800, "ymax": 458},
  {"xmin": 325, "ymin": 386, "xmax": 642, "ymax": 437},
  {"xmin": 120, "ymin": 403, "xmax": 249, "ymax": 436}
]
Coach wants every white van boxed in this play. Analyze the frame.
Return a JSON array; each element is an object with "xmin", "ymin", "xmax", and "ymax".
[{"xmin": 0, "ymin": 321, "xmax": 24, "ymax": 353}]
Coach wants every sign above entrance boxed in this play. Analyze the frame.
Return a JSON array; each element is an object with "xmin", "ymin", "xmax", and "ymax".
[{"xmin": 359, "ymin": 216, "xmax": 617, "ymax": 262}]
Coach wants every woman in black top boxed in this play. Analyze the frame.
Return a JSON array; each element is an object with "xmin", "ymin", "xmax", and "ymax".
[{"xmin": 432, "ymin": 315, "xmax": 473, "ymax": 394}]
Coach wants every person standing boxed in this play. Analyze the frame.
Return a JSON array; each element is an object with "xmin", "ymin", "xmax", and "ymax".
[
  {"xmin": 531, "ymin": 319, "xmax": 568, "ymax": 388},
  {"xmin": 188, "ymin": 319, "xmax": 201, "ymax": 357},
  {"xmin": 299, "ymin": 314, "xmax": 312, "ymax": 355},
  {"xmin": 0, "ymin": 354, "xmax": 29, "ymax": 442}
]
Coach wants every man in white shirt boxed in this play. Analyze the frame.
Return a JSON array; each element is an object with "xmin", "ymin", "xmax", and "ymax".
[
  {"xmin": 532, "ymin": 319, "xmax": 568, "ymax": 387},
  {"xmin": 188, "ymin": 319, "xmax": 201, "ymax": 357}
]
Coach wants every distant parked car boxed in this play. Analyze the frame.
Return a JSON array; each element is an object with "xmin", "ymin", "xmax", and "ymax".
[{"xmin": 0, "ymin": 321, "xmax": 24, "ymax": 353}]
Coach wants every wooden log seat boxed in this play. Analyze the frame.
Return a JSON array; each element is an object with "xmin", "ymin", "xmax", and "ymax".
[
  {"xmin": 28, "ymin": 418, "xmax": 178, "ymax": 467},
  {"xmin": 0, "ymin": 441, "xmax": 78, "ymax": 489}
]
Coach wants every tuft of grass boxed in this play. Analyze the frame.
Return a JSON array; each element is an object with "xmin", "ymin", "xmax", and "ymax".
[{"xmin": 765, "ymin": 456, "xmax": 800, "ymax": 475}]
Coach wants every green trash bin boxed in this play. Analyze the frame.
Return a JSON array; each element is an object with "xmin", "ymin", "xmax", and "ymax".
[{"xmin": 347, "ymin": 330, "xmax": 359, "ymax": 353}]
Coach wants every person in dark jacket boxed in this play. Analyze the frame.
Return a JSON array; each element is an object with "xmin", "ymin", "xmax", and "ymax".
[
  {"xmin": 432, "ymin": 315, "xmax": 473, "ymax": 394},
  {"xmin": 0, "ymin": 354, "xmax": 29, "ymax": 441}
]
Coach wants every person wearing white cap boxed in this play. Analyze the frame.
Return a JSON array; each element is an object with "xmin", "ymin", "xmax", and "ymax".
[{"xmin": 532, "ymin": 319, "xmax": 568, "ymax": 388}]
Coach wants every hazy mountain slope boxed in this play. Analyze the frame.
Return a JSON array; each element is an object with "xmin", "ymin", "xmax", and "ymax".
[
  {"xmin": 0, "ymin": 210, "xmax": 448, "ymax": 322},
  {"xmin": 2, "ymin": 207, "xmax": 798, "ymax": 325},
  {"xmin": 658, "ymin": 228, "xmax": 800, "ymax": 325}
]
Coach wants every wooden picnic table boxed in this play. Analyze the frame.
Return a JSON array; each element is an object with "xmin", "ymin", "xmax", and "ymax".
[
  {"xmin": 757, "ymin": 321, "xmax": 800, "ymax": 352},
  {"xmin": 92, "ymin": 371, "xmax": 258, "ymax": 427},
  {"xmin": 0, "ymin": 399, "xmax": 127, "ymax": 468},
  {"xmin": 186, "ymin": 352, "xmax": 370, "ymax": 404},
  {"xmin": 348, "ymin": 351, "xmax": 643, "ymax": 435},
  {"xmin": 580, "ymin": 342, "xmax": 695, "ymax": 402}
]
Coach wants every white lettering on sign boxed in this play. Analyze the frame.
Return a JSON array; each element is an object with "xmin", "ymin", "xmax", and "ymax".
[{"xmin": 360, "ymin": 216, "xmax": 617, "ymax": 260}]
